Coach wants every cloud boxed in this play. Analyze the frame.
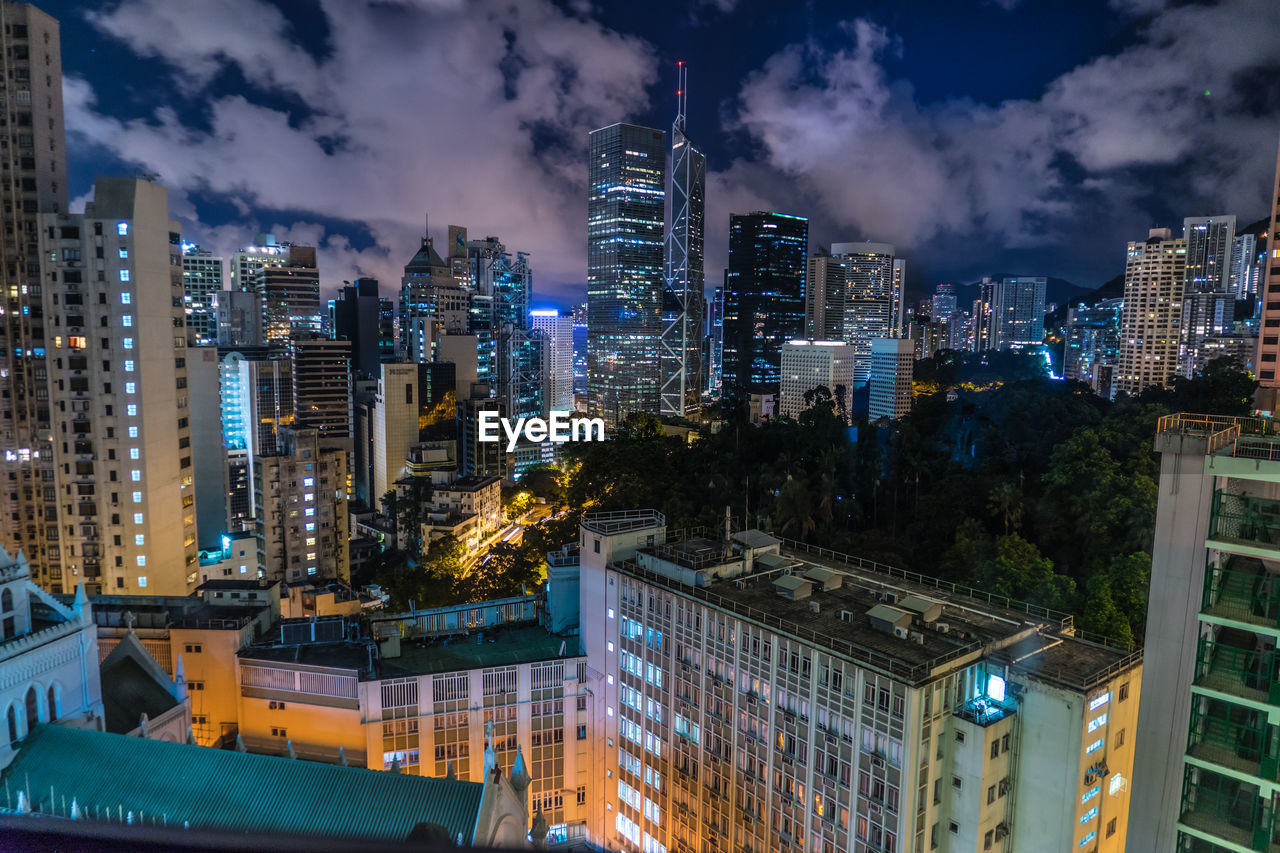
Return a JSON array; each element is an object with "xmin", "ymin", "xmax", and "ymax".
[
  {"xmin": 714, "ymin": 0, "xmax": 1280, "ymax": 286},
  {"xmin": 68, "ymin": 0, "xmax": 658, "ymax": 303}
]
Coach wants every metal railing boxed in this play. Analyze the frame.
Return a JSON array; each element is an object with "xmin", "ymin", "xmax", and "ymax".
[
  {"xmin": 1210, "ymin": 491, "xmax": 1280, "ymax": 551},
  {"xmin": 1157, "ymin": 413, "xmax": 1280, "ymax": 462},
  {"xmin": 582, "ymin": 509, "xmax": 665, "ymax": 535},
  {"xmin": 1203, "ymin": 560, "xmax": 1280, "ymax": 629}
]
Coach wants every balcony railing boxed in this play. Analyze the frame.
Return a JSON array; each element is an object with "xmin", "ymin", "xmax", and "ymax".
[
  {"xmin": 1187, "ymin": 700, "xmax": 1270, "ymax": 779},
  {"xmin": 1203, "ymin": 559, "xmax": 1280, "ymax": 630},
  {"xmin": 1180, "ymin": 768, "xmax": 1277, "ymax": 851},
  {"xmin": 1195, "ymin": 635, "xmax": 1280, "ymax": 705},
  {"xmin": 1211, "ymin": 492, "xmax": 1280, "ymax": 552}
]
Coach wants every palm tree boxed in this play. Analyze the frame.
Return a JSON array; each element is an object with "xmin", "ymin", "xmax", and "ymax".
[{"xmin": 987, "ymin": 481, "xmax": 1023, "ymax": 534}]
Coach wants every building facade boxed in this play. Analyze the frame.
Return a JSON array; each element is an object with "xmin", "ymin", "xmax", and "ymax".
[
  {"xmin": 1115, "ymin": 229, "xmax": 1187, "ymax": 398},
  {"xmin": 40, "ymin": 178, "xmax": 198, "ymax": 596},
  {"xmin": 1065, "ymin": 299, "xmax": 1123, "ymax": 397},
  {"xmin": 1183, "ymin": 216, "xmax": 1237, "ymax": 294},
  {"xmin": 0, "ymin": 2, "xmax": 68, "ymax": 589},
  {"xmin": 531, "ymin": 310, "xmax": 575, "ymax": 414},
  {"xmin": 833, "ymin": 242, "xmax": 898, "ymax": 382},
  {"xmin": 575, "ymin": 511, "xmax": 1142, "ymax": 853},
  {"xmin": 254, "ymin": 427, "xmax": 350, "ymax": 584},
  {"xmin": 779, "ymin": 341, "xmax": 854, "ymax": 425},
  {"xmin": 869, "ymin": 338, "xmax": 915, "ymax": 421},
  {"xmin": 181, "ymin": 245, "xmax": 223, "ymax": 347},
  {"xmin": 1130, "ymin": 415, "xmax": 1280, "ymax": 851},
  {"xmin": 1254, "ymin": 136, "xmax": 1280, "ymax": 401},
  {"xmin": 723, "ymin": 212, "xmax": 808, "ymax": 397},
  {"xmin": 587, "ymin": 123, "xmax": 666, "ymax": 427}
]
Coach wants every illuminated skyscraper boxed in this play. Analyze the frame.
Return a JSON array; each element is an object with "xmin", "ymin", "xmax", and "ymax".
[
  {"xmin": 1116, "ymin": 229, "xmax": 1187, "ymax": 397},
  {"xmin": 722, "ymin": 212, "xmax": 808, "ymax": 396},
  {"xmin": 805, "ymin": 251, "xmax": 846, "ymax": 341},
  {"xmin": 587, "ymin": 123, "xmax": 666, "ymax": 427},
  {"xmin": 531, "ymin": 309, "xmax": 574, "ymax": 413},
  {"xmin": 258, "ymin": 244, "xmax": 321, "ymax": 345},
  {"xmin": 0, "ymin": 2, "xmax": 67, "ymax": 586},
  {"xmin": 181, "ymin": 245, "xmax": 223, "ymax": 346},
  {"xmin": 972, "ymin": 276, "xmax": 1048, "ymax": 352},
  {"xmin": 1182, "ymin": 215, "xmax": 1236, "ymax": 293},
  {"xmin": 833, "ymin": 242, "xmax": 896, "ymax": 382},
  {"xmin": 660, "ymin": 64, "xmax": 706, "ymax": 419}
]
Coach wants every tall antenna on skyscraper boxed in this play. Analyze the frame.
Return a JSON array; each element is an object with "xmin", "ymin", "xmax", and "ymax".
[{"xmin": 674, "ymin": 61, "xmax": 687, "ymax": 133}]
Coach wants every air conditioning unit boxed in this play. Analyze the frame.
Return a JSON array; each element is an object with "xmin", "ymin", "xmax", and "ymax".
[
  {"xmin": 872, "ymin": 756, "xmax": 885, "ymax": 768},
  {"xmin": 935, "ymin": 623, "xmax": 950, "ymax": 633},
  {"xmin": 893, "ymin": 626, "xmax": 909, "ymax": 639}
]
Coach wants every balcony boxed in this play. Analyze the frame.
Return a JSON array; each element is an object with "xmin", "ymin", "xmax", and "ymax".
[
  {"xmin": 1211, "ymin": 492, "xmax": 1280, "ymax": 556},
  {"xmin": 1203, "ymin": 557, "xmax": 1280, "ymax": 630},
  {"xmin": 1195, "ymin": 634, "xmax": 1280, "ymax": 705},
  {"xmin": 1180, "ymin": 768, "xmax": 1280, "ymax": 852},
  {"xmin": 1186, "ymin": 699, "xmax": 1271, "ymax": 780}
]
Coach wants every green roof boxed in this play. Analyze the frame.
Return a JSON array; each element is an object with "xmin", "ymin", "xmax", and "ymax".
[
  {"xmin": 4, "ymin": 726, "xmax": 483, "ymax": 843},
  {"xmin": 379, "ymin": 625, "xmax": 577, "ymax": 678}
]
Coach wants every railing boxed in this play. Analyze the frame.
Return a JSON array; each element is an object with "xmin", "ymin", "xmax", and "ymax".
[
  {"xmin": 1202, "ymin": 559, "xmax": 1280, "ymax": 629},
  {"xmin": 1187, "ymin": 701, "xmax": 1268, "ymax": 777},
  {"xmin": 1210, "ymin": 492, "xmax": 1280, "ymax": 552},
  {"xmin": 1195, "ymin": 635, "xmax": 1280, "ymax": 704},
  {"xmin": 1180, "ymin": 767, "xmax": 1274, "ymax": 851},
  {"xmin": 1157, "ymin": 413, "xmax": 1280, "ymax": 462},
  {"xmin": 582, "ymin": 509, "xmax": 665, "ymax": 535}
]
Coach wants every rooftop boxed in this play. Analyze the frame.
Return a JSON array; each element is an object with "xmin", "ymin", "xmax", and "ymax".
[
  {"xmin": 582, "ymin": 509, "xmax": 665, "ymax": 536},
  {"xmin": 615, "ymin": 533, "xmax": 1137, "ymax": 689},
  {"xmin": 380, "ymin": 624, "xmax": 578, "ymax": 679},
  {"xmin": 59, "ymin": 594, "xmax": 268, "ymax": 632},
  {"xmin": 1156, "ymin": 413, "xmax": 1280, "ymax": 461},
  {"xmin": 2, "ymin": 726, "xmax": 484, "ymax": 843}
]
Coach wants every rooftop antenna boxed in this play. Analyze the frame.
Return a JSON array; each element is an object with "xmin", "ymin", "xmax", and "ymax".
[{"xmin": 674, "ymin": 61, "xmax": 687, "ymax": 134}]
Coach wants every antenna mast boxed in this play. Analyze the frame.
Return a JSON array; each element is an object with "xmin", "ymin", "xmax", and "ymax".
[{"xmin": 674, "ymin": 61, "xmax": 687, "ymax": 133}]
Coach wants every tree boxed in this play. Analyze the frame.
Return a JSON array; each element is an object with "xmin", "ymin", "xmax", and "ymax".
[{"xmin": 987, "ymin": 481, "xmax": 1023, "ymax": 535}]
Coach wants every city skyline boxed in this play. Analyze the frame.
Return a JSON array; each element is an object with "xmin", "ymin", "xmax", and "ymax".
[{"xmin": 54, "ymin": 0, "xmax": 1280, "ymax": 306}]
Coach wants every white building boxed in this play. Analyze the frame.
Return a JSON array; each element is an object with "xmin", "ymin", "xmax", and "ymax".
[
  {"xmin": 1, "ymin": 548, "xmax": 103, "ymax": 760},
  {"xmin": 40, "ymin": 178, "xmax": 198, "ymax": 596},
  {"xmin": 373, "ymin": 363, "xmax": 420, "ymax": 503},
  {"xmin": 779, "ymin": 341, "xmax": 855, "ymax": 424},
  {"xmin": 1115, "ymin": 229, "xmax": 1187, "ymax": 398},
  {"xmin": 531, "ymin": 310, "xmax": 575, "ymax": 414},
  {"xmin": 574, "ymin": 511, "xmax": 1142, "ymax": 853},
  {"xmin": 869, "ymin": 338, "xmax": 915, "ymax": 421}
]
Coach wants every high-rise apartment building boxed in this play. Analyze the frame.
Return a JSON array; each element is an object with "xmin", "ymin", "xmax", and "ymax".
[
  {"xmin": 1228, "ymin": 232, "xmax": 1261, "ymax": 300},
  {"xmin": 372, "ymin": 362, "xmax": 419, "ymax": 503},
  {"xmin": 723, "ymin": 212, "xmax": 808, "ymax": 396},
  {"xmin": 188, "ymin": 346, "xmax": 226, "ymax": 550},
  {"xmin": 259, "ymin": 244, "xmax": 321, "ymax": 345},
  {"xmin": 400, "ymin": 233, "xmax": 469, "ymax": 363},
  {"xmin": 931, "ymin": 283, "xmax": 957, "ymax": 325},
  {"xmin": 659, "ymin": 67, "xmax": 706, "ymax": 419},
  {"xmin": 1116, "ymin": 229, "xmax": 1187, "ymax": 398},
  {"xmin": 289, "ymin": 336, "xmax": 353, "ymax": 451},
  {"xmin": 180, "ymin": 245, "xmax": 223, "ymax": 347},
  {"xmin": 0, "ymin": 2, "xmax": 67, "ymax": 585},
  {"xmin": 587, "ymin": 123, "xmax": 666, "ymax": 427},
  {"xmin": 332, "ymin": 277, "xmax": 390, "ymax": 380},
  {"xmin": 215, "ymin": 289, "xmax": 263, "ymax": 347},
  {"xmin": 833, "ymin": 242, "xmax": 897, "ymax": 382},
  {"xmin": 230, "ymin": 234, "xmax": 289, "ymax": 293},
  {"xmin": 1257, "ymin": 138, "xmax": 1280, "ymax": 403},
  {"xmin": 1130, "ymin": 415, "xmax": 1280, "ymax": 850},
  {"xmin": 805, "ymin": 252, "xmax": 846, "ymax": 341},
  {"xmin": 1182, "ymin": 215, "xmax": 1237, "ymax": 294},
  {"xmin": 779, "ymin": 341, "xmax": 854, "ymax": 424},
  {"xmin": 868, "ymin": 338, "xmax": 915, "ymax": 421},
  {"xmin": 1064, "ymin": 298, "xmax": 1123, "ymax": 397},
  {"xmin": 973, "ymin": 277, "xmax": 1047, "ymax": 352},
  {"xmin": 531, "ymin": 310, "xmax": 575, "ymax": 413},
  {"xmin": 574, "ymin": 511, "xmax": 1141, "ymax": 853},
  {"xmin": 254, "ymin": 426, "xmax": 349, "ymax": 584},
  {"xmin": 1179, "ymin": 291, "xmax": 1235, "ymax": 379},
  {"xmin": 40, "ymin": 178, "xmax": 197, "ymax": 596}
]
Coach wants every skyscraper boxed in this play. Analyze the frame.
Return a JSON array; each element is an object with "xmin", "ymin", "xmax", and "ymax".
[
  {"xmin": 332, "ymin": 277, "xmax": 386, "ymax": 380},
  {"xmin": 1256, "ymin": 137, "xmax": 1280, "ymax": 402},
  {"xmin": 972, "ymin": 277, "xmax": 1048, "ymax": 352},
  {"xmin": 779, "ymin": 340, "xmax": 853, "ymax": 424},
  {"xmin": 587, "ymin": 122, "xmax": 666, "ymax": 427},
  {"xmin": 1179, "ymin": 291, "xmax": 1234, "ymax": 379},
  {"xmin": 1182, "ymin": 215, "xmax": 1236, "ymax": 293},
  {"xmin": 1228, "ymin": 232, "xmax": 1260, "ymax": 300},
  {"xmin": 722, "ymin": 212, "xmax": 808, "ymax": 396},
  {"xmin": 400, "ymin": 231, "xmax": 469, "ymax": 363},
  {"xmin": 707, "ymin": 284, "xmax": 724, "ymax": 395},
  {"xmin": 230, "ymin": 234, "xmax": 288, "ymax": 293},
  {"xmin": 868, "ymin": 338, "xmax": 915, "ymax": 420},
  {"xmin": 1115, "ymin": 229, "xmax": 1187, "ymax": 398},
  {"xmin": 1064, "ymin": 298, "xmax": 1123, "ymax": 397},
  {"xmin": 530, "ymin": 310, "xmax": 574, "ymax": 413},
  {"xmin": 659, "ymin": 64, "xmax": 706, "ymax": 419},
  {"xmin": 258, "ymin": 244, "xmax": 321, "ymax": 345},
  {"xmin": 289, "ymin": 336, "xmax": 353, "ymax": 451},
  {"xmin": 39, "ymin": 178, "xmax": 197, "ymax": 596},
  {"xmin": 181, "ymin": 245, "xmax": 224, "ymax": 347},
  {"xmin": 254, "ymin": 427, "xmax": 349, "ymax": 584},
  {"xmin": 0, "ymin": 3, "xmax": 67, "ymax": 586},
  {"xmin": 832, "ymin": 242, "xmax": 897, "ymax": 383},
  {"xmin": 805, "ymin": 251, "xmax": 846, "ymax": 341}
]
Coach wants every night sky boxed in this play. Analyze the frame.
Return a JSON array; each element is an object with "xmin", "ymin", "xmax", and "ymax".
[{"xmin": 49, "ymin": 0, "xmax": 1280, "ymax": 307}]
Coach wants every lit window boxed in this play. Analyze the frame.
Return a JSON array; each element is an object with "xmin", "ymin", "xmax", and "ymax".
[
  {"xmin": 130, "ymin": 469, "xmax": 141, "ymax": 482},
  {"xmin": 306, "ymin": 552, "xmax": 316, "ymax": 560},
  {"xmin": 122, "ymin": 337, "xmax": 133, "ymax": 349},
  {"xmin": 126, "ymin": 405, "xmax": 137, "ymax": 416},
  {"xmin": 1079, "ymin": 831, "xmax": 1095, "ymax": 847},
  {"xmin": 128, "ymin": 426, "xmax": 138, "ymax": 438},
  {"xmin": 135, "ymin": 534, "xmax": 145, "ymax": 546},
  {"xmin": 125, "ymin": 383, "xmax": 136, "ymax": 395},
  {"xmin": 118, "ymin": 248, "xmax": 128, "ymax": 259},
  {"xmin": 134, "ymin": 513, "xmax": 144, "ymax": 524},
  {"xmin": 136, "ymin": 556, "xmax": 146, "ymax": 566},
  {"xmin": 303, "ymin": 477, "xmax": 313, "ymax": 487},
  {"xmin": 1088, "ymin": 713, "xmax": 1107, "ymax": 733},
  {"xmin": 1089, "ymin": 692, "xmax": 1111, "ymax": 711},
  {"xmin": 305, "ymin": 508, "xmax": 314, "ymax": 517},
  {"xmin": 137, "ymin": 576, "xmax": 147, "ymax": 587},
  {"xmin": 132, "ymin": 491, "xmax": 142, "ymax": 503},
  {"xmin": 1085, "ymin": 738, "xmax": 1104, "ymax": 755},
  {"xmin": 1082, "ymin": 786, "xmax": 1100, "ymax": 804},
  {"xmin": 123, "ymin": 360, "xmax": 134, "ymax": 372},
  {"xmin": 117, "ymin": 222, "xmax": 129, "ymax": 236},
  {"xmin": 305, "ymin": 522, "xmax": 315, "ymax": 531},
  {"xmin": 121, "ymin": 292, "xmax": 131, "ymax": 304},
  {"xmin": 119, "ymin": 270, "xmax": 130, "ymax": 282},
  {"xmin": 1080, "ymin": 807, "xmax": 1098, "ymax": 825}
]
